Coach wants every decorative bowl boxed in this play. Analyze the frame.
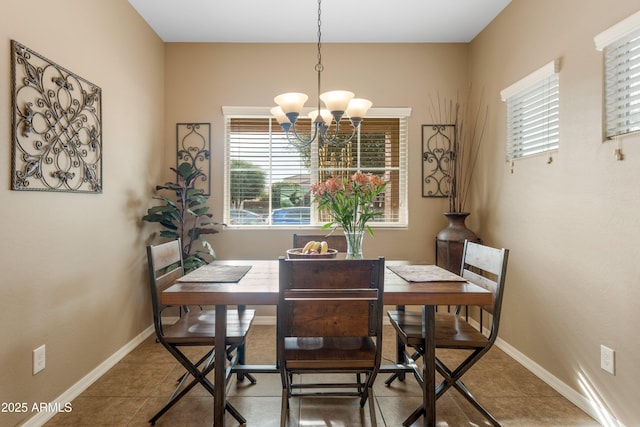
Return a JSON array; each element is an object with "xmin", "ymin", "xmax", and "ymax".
[{"xmin": 286, "ymin": 248, "xmax": 338, "ymax": 259}]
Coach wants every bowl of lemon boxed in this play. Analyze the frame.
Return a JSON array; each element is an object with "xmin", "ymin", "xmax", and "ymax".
[{"xmin": 286, "ymin": 241, "xmax": 338, "ymax": 259}]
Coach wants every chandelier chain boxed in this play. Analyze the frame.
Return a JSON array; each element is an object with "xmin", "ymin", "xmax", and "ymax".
[
  {"xmin": 316, "ymin": 0, "xmax": 323, "ymax": 116},
  {"xmin": 316, "ymin": 0, "xmax": 323, "ymax": 73}
]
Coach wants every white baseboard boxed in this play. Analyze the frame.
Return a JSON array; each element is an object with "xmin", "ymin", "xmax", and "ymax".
[
  {"xmin": 495, "ymin": 337, "xmax": 623, "ymax": 427},
  {"xmin": 22, "ymin": 325, "xmax": 155, "ymax": 427}
]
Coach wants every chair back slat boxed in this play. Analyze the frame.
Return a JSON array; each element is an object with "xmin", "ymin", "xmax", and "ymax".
[
  {"xmin": 146, "ymin": 239, "xmax": 185, "ymax": 327},
  {"xmin": 461, "ymin": 241, "xmax": 505, "ymax": 276},
  {"xmin": 150, "ymin": 239, "xmax": 183, "ymax": 271},
  {"xmin": 286, "ymin": 258, "xmax": 378, "ymax": 289}
]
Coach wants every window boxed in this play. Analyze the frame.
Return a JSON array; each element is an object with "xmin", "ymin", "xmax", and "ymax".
[
  {"xmin": 595, "ymin": 10, "xmax": 640, "ymax": 139},
  {"xmin": 501, "ymin": 60, "xmax": 560, "ymax": 161},
  {"xmin": 223, "ymin": 107, "xmax": 410, "ymax": 227}
]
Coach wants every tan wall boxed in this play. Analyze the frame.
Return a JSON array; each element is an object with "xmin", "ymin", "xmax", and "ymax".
[
  {"xmin": 0, "ymin": 1, "xmax": 164, "ymax": 425},
  {"xmin": 164, "ymin": 42, "xmax": 468, "ymax": 263},
  {"xmin": 469, "ymin": 0, "xmax": 640, "ymax": 424}
]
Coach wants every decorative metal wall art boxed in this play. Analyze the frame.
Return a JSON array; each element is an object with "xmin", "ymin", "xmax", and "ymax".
[
  {"xmin": 422, "ymin": 124, "xmax": 455, "ymax": 198},
  {"xmin": 11, "ymin": 40, "xmax": 102, "ymax": 193},
  {"xmin": 177, "ymin": 123, "xmax": 211, "ymax": 195}
]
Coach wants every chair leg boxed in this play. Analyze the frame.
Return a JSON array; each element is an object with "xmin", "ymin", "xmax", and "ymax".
[
  {"xmin": 231, "ymin": 342, "xmax": 257, "ymax": 384},
  {"xmin": 225, "ymin": 401, "xmax": 247, "ymax": 425},
  {"xmin": 160, "ymin": 346, "xmax": 248, "ymax": 425},
  {"xmin": 280, "ymin": 388, "xmax": 288, "ymax": 427},
  {"xmin": 401, "ymin": 405, "xmax": 425, "ymax": 427},
  {"xmin": 149, "ymin": 376, "xmax": 201, "ymax": 424},
  {"xmin": 433, "ymin": 353, "xmax": 501, "ymax": 427},
  {"xmin": 173, "ymin": 348, "xmax": 216, "ymax": 394},
  {"xmin": 198, "ymin": 376, "xmax": 247, "ymax": 425},
  {"xmin": 453, "ymin": 380, "xmax": 501, "ymax": 426},
  {"xmin": 367, "ymin": 386, "xmax": 377, "ymax": 427},
  {"xmin": 385, "ymin": 328, "xmax": 408, "ymax": 385},
  {"xmin": 384, "ymin": 372, "xmax": 401, "ymax": 386}
]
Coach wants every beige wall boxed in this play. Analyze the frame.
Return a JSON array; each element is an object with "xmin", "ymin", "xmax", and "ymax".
[
  {"xmin": 0, "ymin": 1, "xmax": 164, "ymax": 425},
  {"xmin": 469, "ymin": 0, "xmax": 640, "ymax": 425},
  {"xmin": 164, "ymin": 42, "xmax": 468, "ymax": 262}
]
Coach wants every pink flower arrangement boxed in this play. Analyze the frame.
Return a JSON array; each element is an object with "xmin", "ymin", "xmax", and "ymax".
[{"xmin": 310, "ymin": 172, "xmax": 387, "ymax": 236}]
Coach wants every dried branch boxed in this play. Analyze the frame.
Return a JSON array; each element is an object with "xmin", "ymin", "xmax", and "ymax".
[{"xmin": 428, "ymin": 88, "xmax": 488, "ymax": 213}]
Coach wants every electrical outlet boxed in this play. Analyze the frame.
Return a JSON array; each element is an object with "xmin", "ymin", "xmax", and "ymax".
[
  {"xmin": 600, "ymin": 345, "xmax": 615, "ymax": 375},
  {"xmin": 33, "ymin": 345, "xmax": 46, "ymax": 375}
]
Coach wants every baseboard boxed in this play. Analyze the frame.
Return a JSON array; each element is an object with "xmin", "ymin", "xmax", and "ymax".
[
  {"xmin": 495, "ymin": 337, "xmax": 623, "ymax": 427},
  {"xmin": 22, "ymin": 325, "xmax": 155, "ymax": 427}
]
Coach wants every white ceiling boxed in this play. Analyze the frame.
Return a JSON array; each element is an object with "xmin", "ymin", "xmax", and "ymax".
[{"xmin": 127, "ymin": 0, "xmax": 511, "ymax": 43}]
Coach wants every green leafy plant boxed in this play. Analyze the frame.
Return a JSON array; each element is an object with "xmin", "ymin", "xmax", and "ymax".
[{"xmin": 143, "ymin": 162, "xmax": 223, "ymax": 272}]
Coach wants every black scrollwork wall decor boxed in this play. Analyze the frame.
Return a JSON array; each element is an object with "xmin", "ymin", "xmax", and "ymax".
[
  {"xmin": 422, "ymin": 124, "xmax": 455, "ymax": 198},
  {"xmin": 177, "ymin": 123, "xmax": 211, "ymax": 195},
  {"xmin": 11, "ymin": 40, "xmax": 102, "ymax": 193}
]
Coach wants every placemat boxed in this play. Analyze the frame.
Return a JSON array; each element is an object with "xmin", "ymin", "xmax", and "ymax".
[
  {"xmin": 177, "ymin": 264, "xmax": 252, "ymax": 283},
  {"xmin": 387, "ymin": 264, "xmax": 466, "ymax": 282}
]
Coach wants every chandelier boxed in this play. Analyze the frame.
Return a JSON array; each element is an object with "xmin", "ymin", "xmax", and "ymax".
[{"xmin": 271, "ymin": 0, "xmax": 372, "ymax": 148}]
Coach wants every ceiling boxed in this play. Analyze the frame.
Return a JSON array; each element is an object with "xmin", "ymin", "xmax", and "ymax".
[{"xmin": 127, "ymin": 0, "xmax": 512, "ymax": 43}]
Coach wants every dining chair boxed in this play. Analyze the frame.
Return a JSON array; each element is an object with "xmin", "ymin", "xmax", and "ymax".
[
  {"xmin": 146, "ymin": 239, "xmax": 256, "ymax": 425},
  {"xmin": 292, "ymin": 233, "xmax": 348, "ymax": 252},
  {"xmin": 277, "ymin": 256, "xmax": 385, "ymax": 427},
  {"xmin": 386, "ymin": 240, "xmax": 509, "ymax": 426}
]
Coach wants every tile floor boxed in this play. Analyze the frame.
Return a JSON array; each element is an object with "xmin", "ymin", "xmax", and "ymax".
[{"xmin": 45, "ymin": 325, "xmax": 600, "ymax": 426}]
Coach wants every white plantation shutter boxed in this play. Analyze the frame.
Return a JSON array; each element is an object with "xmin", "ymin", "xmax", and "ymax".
[
  {"xmin": 595, "ymin": 12, "xmax": 640, "ymax": 139},
  {"xmin": 501, "ymin": 60, "xmax": 560, "ymax": 161},
  {"xmin": 223, "ymin": 107, "xmax": 409, "ymax": 227}
]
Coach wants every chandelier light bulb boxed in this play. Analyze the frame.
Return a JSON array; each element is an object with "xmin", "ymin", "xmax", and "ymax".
[
  {"xmin": 270, "ymin": 106, "xmax": 290, "ymax": 125},
  {"xmin": 346, "ymin": 98, "xmax": 373, "ymax": 119},
  {"xmin": 274, "ymin": 92, "xmax": 308, "ymax": 115},
  {"xmin": 319, "ymin": 90, "xmax": 354, "ymax": 113}
]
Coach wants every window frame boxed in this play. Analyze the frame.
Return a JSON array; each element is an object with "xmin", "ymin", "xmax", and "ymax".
[
  {"xmin": 595, "ymin": 10, "xmax": 640, "ymax": 139},
  {"xmin": 501, "ymin": 59, "xmax": 560, "ymax": 162},
  {"xmin": 222, "ymin": 106, "xmax": 410, "ymax": 228}
]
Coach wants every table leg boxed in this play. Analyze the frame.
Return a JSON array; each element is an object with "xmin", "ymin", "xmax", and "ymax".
[
  {"xmin": 214, "ymin": 305, "xmax": 227, "ymax": 426},
  {"xmin": 422, "ymin": 305, "xmax": 436, "ymax": 427}
]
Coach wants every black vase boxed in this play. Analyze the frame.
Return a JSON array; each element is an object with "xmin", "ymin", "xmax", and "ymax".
[{"xmin": 436, "ymin": 212, "xmax": 480, "ymax": 274}]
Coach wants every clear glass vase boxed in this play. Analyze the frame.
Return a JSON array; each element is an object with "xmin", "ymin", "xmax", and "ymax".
[{"xmin": 344, "ymin": 231, "xmax": 364, "ymax": 259}]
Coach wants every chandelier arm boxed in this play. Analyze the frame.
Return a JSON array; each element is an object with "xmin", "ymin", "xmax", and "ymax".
[
  {"xmin": 286, "ymin": 122, "xmax": 320, "ymax": 148},
  {"xmin": 322, "ymin": 125, "xmax": 357, "ymax": 148}
]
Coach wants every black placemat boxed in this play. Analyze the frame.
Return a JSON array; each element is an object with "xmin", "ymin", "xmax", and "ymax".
[{"xmin": 177, "ymin": 264, "xmax": 252, "ymax": 283}]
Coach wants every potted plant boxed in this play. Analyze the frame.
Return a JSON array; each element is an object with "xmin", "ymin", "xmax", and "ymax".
[
  {"xmin": 143, "ymin": 162, "xmax": 223, "ymax": 272},
  {"xmin": 430, "ymin": 91, "xmax": 487, "ymax": 272}
]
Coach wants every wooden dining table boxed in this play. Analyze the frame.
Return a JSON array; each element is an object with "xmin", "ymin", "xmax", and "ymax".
[{"xmin": 161, "ymin": 259, "xmax": 493, "ymax": 427}]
